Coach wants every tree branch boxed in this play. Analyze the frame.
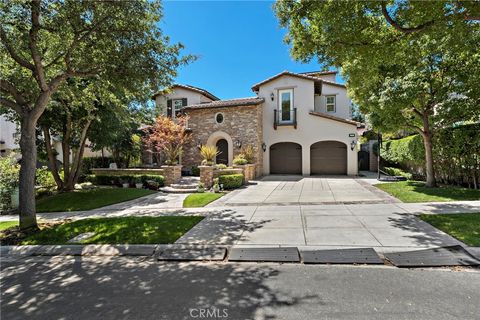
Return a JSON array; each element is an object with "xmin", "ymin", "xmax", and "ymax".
[
  {"xmin": 0, "ymin": 80, "xmax": 28, "ymax": 106},
  {"xmin": 381, "ymin": 1, "xmax": 434, "ymax": 34},
  {"xmin": 29, "ymin": 0, "xmax": 48, "ymax": 91},
  {"xmin": 0, "ymin": 27, "xmax": 35, "ymax": 71},
  {"xmin": 0, "ymin": 97, "xmax": 22, "ymax": 114}
]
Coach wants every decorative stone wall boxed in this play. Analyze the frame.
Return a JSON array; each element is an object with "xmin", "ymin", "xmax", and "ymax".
[
  {"xmin": 213, "ymin": 168, "xmax": 243, "ymax": 178},
  {"xmin": 234, "ymin": 164, "xmax": 256, "ymax": 182},
  {"xmin": 161, "ymin": 165, "xmax": 182, "ymax": 186},
  {"xmin": 183, "ymin": 104, "xmax": 263, "ymax": 176},
  {"xmin": 199, "ymin": 166, "xmax": 214, "ymax": 188},
  {"xmin": 91, "ymin": 168, "xmax": 164, "ymax": 176}
]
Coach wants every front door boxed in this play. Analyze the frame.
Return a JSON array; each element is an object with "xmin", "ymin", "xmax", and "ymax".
[
  {"xmin": 216, "ymin": 139, "xmax": 228, "ymax": 165},
  {"xmin": 278, "ymin": 89, "xmax": 293, "ymax": 123}
]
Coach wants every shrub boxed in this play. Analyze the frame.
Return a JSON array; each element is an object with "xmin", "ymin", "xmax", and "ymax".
[
  {"xmin": 191, "ymin": 166, "xmax": 200, "ymax": 176},
  {"xmin": 383, "ymin": 167, "xmax": 413, "ymax": 180},
  {"xmin": 241, "ymin": 145, "xmax": 255, "ymax": 164},
  {"xmin": 219, "ymin": 174, "xmax": 244, "ymax": 189},
  {"xmin": 86, "ymin": 174, "xmax": 164, "ymax": 187},
  {"xmin": 215, "ymin": 164, "xmax": 227, "ymax": 170},
  {"xmin": 0, "ymin": 156, "xmax": 20, "ymax": 212},
  {"xmin": 81, "ymin": 156, "xmax": 115, "ymax": 174},
  {"xmin": 233, "ymin": 155, "xmax": 248, "ymax": 165},
  {"xmin": 35, "ymin": 166, "xmax": 57, "ymax": 189},
  {"xmin": 200, "ymin": 145, "xmax": 219, "ymax": 165}
]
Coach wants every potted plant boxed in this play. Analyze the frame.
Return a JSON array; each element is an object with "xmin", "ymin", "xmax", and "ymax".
[
  {"xmin": 197, "ymin": 182, "xmax": 205, "ymax": 193},
  {"xmin": 212, "ymin": 178, "xmax": 220, "ymax": 193},
  {"xmin": 121, "ymin": 178, "xmax": 130, "ymax": 188},
  {"xmin": 200, "ymin": 145, "xmax": 219, "ymax": 166},
  {"xmin": 134, "ymin": 176, "xmax": 143, "ymax": 189}
]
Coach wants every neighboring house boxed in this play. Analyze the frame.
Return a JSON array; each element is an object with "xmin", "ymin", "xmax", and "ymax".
[
  {"xmin": 152, "ymin": 71, "xmax": 360, "ymax": 176},
  {"xmin": 0, "ymin": 114, "xmax": 108, "ymax": 162},
  {"xmin": 0, "ymin": 115, "xmax": 19, "ymax": 157}
]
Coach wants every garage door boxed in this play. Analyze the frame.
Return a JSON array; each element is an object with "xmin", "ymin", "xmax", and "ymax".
[
  {"xmin": 270, "ymin": 142, "xmax": 302, "ymax": 174},
  {"xmin": 310, "ymin": 141, "xmax": 347, "ymax": 175}
]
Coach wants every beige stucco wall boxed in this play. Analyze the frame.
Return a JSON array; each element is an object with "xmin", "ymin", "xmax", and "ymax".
[
  {"xmin": 155, "ymin": 87, "xmax": 214, "ymax": 115},
  {"xmin": 313, "ymin": 83, "xmax": 352, "ymax": 119},
  {"xmin": 257, "ymin": 75, "xmax": 358, "ymax": 176}
]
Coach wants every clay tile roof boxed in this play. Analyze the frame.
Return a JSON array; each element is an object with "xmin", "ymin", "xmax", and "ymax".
[
  {"xmin": 152, "ymin": 84, "xmax": 219, "ymax": 101},
  {"xmin": 320, "ymin": 79, "xmax": 346, "ymax": 88},
  {"xmin": 309, "ymin": 111, "xmax": 359, "ymax": 126},
  {"xmin": 251, "ymin": 71, "xmax": 322, "ymax": 92},
  {"xmin": 299, "ymin": 70, "xmax": 338, "ymax": 76},
  {"xmin": 182, "ymin": 97, "xmax": 265, "ymax": 110}
]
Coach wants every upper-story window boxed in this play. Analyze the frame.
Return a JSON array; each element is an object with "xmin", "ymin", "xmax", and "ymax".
[
  {"xmin": 172, "ymin": 99, "xmax": 184, "ymax": 117},
  {"xmin": 167, "ymin": 98, "xmax": 187, "ymax": 118},
  {"xmin": 326, "ymin": 95, "xmax": 336, "ymax": 112},
  {"xmin": 278, "ymin": 89, "xmax": 293, "ymax": 123}
]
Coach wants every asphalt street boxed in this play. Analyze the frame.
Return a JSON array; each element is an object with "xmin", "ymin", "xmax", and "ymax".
[{"xmin": 1, "ymin": 256, "xmax": 479, "ymax": 320}]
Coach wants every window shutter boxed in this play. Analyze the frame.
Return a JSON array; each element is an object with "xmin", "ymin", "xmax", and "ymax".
[
  {"xmin": 167, "ymin": 99, "xmax": 172, "ymax": 117},
  {"xmin": 181, "ymin": 98, "xmax": 187, "ymax": 106}
]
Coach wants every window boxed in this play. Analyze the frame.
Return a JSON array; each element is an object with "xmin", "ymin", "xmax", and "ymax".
[
  {"xmin": 278, "ymin": 89, "xmax": 293, "ymax": 123},
  {"xmin": 215, "ymin": 113, "xmax": 224, "ymax": 124},
  {"xmin": 326, "ymin": 95, "xmax": 336, "ymax": 112},
  {"xmin": 172, "ymin": 99, "xmax": 184, "ymax": 117}
]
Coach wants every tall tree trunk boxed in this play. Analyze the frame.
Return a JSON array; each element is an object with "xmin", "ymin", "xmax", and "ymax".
[
  {"xmin": 64, "ymin": 120, "xmax": 92, "ymax": 190},
  {"xmin": 18, "ymin": 115, "xmax": 38, "ymax": 230},
  {"xmin": 42, "ymin": 126, "xmax": 64, "ymax": 190},
  {"xmin": 421, "ymin": 113, "xmax": 437, "ymax": 188},
  {"xmin": 62, "ymin": 111, "xmax": 72, "ymax": 180}
]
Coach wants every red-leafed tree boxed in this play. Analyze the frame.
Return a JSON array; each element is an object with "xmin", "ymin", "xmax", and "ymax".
[{"xmin": 144, "ymin": 115, "xmax": 191, "ymax": 165}]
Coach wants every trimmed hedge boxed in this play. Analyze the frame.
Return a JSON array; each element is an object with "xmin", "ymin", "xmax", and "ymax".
[
  {"xmin": 86, "ymin": 174, "xmax": 164, "ymax": 187},
  {"xmin": 218, "ymin": 174, "xmax": 244, "ymax": 189},
  {"xmin": 381, "ymin": 123, "xmax": 480, "ymax": 188},
  {"xmin": 383, "ymin": 167, "xmax": 413, "ymax": 180}
]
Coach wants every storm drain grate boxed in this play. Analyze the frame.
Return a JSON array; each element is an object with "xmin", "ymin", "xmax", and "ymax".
[
  {"xmin": 228, "ymin": 247, "xmax": 300, "ymax": 262},
  {"xmin": 301, "ymin": 248, "xmax": 384, "ymax": 264},
  {"xmin": 157, "ymin": 247, "xmax": 226, "ymax": 261},
  {"xmin": 384, "ymin": 245, "xmax": 480, "ymax": 267}
]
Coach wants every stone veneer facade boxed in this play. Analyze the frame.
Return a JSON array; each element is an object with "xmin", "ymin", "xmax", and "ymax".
[{"xmin": 182, "ymin": 104, "xmax": 263, "ymax": 176}]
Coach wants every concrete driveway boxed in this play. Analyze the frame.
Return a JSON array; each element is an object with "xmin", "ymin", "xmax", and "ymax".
[
  {"xmin": 217, "ymin": 175, "xmax": 394, "ymax": 206},
  {"xmin": 177, "ymin": 203, "xmax": 467, "ymax": 253}
]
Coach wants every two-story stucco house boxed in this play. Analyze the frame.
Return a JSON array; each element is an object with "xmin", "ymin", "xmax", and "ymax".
[{"xmin": 152, "ymin": 71, "xmax": 359, "ymax": 176}]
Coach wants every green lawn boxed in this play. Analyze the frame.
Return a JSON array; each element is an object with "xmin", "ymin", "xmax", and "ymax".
[
  {"xmin": 0, "ymin": 221, "xmax": 18, "ymax": 231},
  {"xmin": 183, "ymin": 192, "xmax": 224, "ymax": 208},
  {"xmin": 20, "ymin": 216, "xmax": 203, "ymax": 245},
  {"xmin": 420, "ymin": 213, "xmax": 480, "ymax": 247},
  {"xmin": 374, "ymin": 181, "xmax": 480, "ymax": 202},
  {"xmin": 36, "ymin": 188, "xmax": 156, "ymax": 212}
]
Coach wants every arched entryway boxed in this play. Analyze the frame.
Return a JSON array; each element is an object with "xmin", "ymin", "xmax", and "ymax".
[
  {"xmin": 207, "ymin": 131, "xmax": 233, "ymax": 166},
  {"xmin": 310, "ymin": 141, "xmax": 347, "ymax": 175},
  {"xmin": 269, "ymin": 142, "xmax": 302, "ymax": 174},
  {"xmin": 216, "ymin": 139, "xmax": 229, "ymax": 165}
]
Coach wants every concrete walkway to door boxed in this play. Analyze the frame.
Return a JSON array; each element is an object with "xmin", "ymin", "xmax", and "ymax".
[{"xmin": 214, "ymin": 175, "xmax": 395, "ymax": 206}]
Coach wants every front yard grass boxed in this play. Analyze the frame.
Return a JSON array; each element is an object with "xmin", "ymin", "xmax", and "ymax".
[
  {"xmin": 374, "ymin": 181, "xmax": 480, "ymax": 202},
  {"xmin": 0, "ymin": 221, "xmax": 18, "ymax": 231},
  {"xmin": 19, "ymin": 216, "xmax": 203, "ymax": 245},
  {"xmin": 420, "ymin": 213, "xmax": 480, "ymax": 247},
  {"xmin": 36, "ymin": 188, "xmax": 156, "ymax": 212},
  {"xmin": 183, "ymin": 192, "xmax": 224, "ymax": 208}
]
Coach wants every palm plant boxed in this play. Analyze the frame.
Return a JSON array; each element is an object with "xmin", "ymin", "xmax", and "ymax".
[{"xmin": 200, "ymin": 145, "xmax": 219, "ymax": 166}]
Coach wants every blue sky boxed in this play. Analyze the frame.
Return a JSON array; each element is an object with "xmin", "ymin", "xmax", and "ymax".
[{"xmin": 161, "ymin": 1, "xmax": 339, "ymax": 99}]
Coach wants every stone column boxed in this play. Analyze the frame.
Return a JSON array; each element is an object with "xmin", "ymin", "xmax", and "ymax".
[
  {"xmin": 199, "ymin": 166, "xmax": 214, "ymax": 188},
  {"xmin": 162, "ymin": 165, "xmax": 182, "ymax": 186}
]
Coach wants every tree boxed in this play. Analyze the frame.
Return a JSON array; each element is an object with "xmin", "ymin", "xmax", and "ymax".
[
  {"xmin": 143, "ymin": 115, "xmax": 192, "ymax": 165},
  {"xmin": 275, "ymin": 0, "xmax": 480, "ymax": 187},
  {"xmin": 1, "ymin": 0, "xmax": 191, "ymax": 230}
]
